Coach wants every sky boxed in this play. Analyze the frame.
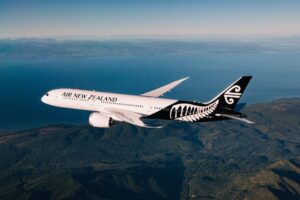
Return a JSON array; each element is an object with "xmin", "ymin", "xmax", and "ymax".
[{"xmin": 0, "ymin": 0, "xmax": 300, "ymax": 39}]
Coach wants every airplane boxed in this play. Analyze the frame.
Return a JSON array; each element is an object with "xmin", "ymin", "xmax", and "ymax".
[{"xmin": 41, "ymin": 76, "xmax": 254, "ymax": 128}]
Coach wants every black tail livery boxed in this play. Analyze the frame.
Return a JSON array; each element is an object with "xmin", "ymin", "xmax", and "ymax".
[
  {"xmin": 206, "ymin": 76, "xmax": 252, "ymax": 109},
  {"xmin": 147, "ymin": 76, "xmax": 254, "ymax": 124}
]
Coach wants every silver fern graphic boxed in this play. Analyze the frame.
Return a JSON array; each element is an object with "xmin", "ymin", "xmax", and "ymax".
[{"xmin": 170, "ymin": 100, "xmax": 219, "ymax": 122}]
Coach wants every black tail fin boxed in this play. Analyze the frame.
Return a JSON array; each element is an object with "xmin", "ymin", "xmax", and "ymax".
[{"xmin": 206, "ymin": 76, "xmax": 252, "ymax": 110}]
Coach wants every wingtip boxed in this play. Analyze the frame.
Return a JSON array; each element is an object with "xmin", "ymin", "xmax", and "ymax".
[{"xmin": 179, "ymin": 77, "xmax": 189, "ymax": 82}]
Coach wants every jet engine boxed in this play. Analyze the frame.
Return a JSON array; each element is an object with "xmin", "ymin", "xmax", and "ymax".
[{"xmin": 89, "ymin": 112, "xmax": 113, "ymax": 128}]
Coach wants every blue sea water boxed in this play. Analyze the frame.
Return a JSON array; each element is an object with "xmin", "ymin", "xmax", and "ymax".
[{"xmin": 0, "ymin": 53, "xmax": 300, "ymax": 131}]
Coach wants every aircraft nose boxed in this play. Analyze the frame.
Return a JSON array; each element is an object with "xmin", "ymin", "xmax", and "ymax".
[
  {"xmin": 41, "ymin": 94, "xmax": 48, "ymax": 104},
  {"xmin": 41, "ymin": 95, "xmax": 46, "ymax": 103}
]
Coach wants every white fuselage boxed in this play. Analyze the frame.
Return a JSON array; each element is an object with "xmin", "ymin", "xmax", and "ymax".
[{"xmin": 41, "ymin": 88, "xmax": 177, "ymax": 120}]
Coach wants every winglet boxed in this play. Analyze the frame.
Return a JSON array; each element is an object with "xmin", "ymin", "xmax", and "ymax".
[{"xmin": 142, "ymin": 77, "xmax": 189, "ymax": 97}]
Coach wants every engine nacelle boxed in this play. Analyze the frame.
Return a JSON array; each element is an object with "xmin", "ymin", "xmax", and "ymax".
[{"xmin": 89, "ymin": 112, "xmax": 113, "ymax": 128}]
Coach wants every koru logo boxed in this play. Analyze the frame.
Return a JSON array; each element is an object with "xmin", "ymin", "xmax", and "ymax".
[{"xmin": 224, "ymin": 85, "xmax": 241, "ymax": 104}]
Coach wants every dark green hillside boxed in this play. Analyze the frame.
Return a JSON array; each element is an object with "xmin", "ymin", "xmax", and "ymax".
[
  {"xmin": 244, "ymin": 157, "xmax": 300, "ymax": 200},
  {"xmin": 0, "ymin": 98, "xmax": 299, "ymax": 199}
]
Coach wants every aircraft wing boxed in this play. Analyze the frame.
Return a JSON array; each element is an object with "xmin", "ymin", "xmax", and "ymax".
[
  {"xmin": 142, "ymin": 77, "xmax": 189, "ymax": 97},
  {"xmin": 216, "ymin": 113, "xmax": 254, "ymax": 124},
  {"xmin": 105, "ymin": 107, "xmax": 162, "ymax": 128}
]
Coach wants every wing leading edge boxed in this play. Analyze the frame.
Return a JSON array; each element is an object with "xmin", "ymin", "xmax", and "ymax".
[{"xmin": 142, "ymin": 77, "xmax": 189, "ymax": 97}]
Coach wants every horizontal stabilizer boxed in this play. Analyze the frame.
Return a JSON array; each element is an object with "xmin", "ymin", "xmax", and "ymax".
[{"xmin": 216, "ymin": 113, "xmax": 254, "ymax": 124}]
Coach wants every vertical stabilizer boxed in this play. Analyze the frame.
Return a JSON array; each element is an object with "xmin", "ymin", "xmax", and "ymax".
[{"xmin": 206, "ymin": 76, "xmax": 252, "ymax": 109}]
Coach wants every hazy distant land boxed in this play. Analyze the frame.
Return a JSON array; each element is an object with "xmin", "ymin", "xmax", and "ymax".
[
  {"xmin": 1, "ymin": 37, "xmax": 300, "ymax": 60},
  {"xmin": 0, "ymin": 98, "xmax": 299, "ymax": 200}
]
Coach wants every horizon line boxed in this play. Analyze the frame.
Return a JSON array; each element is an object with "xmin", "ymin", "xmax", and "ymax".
[{"xmin": 1, "ymin": 33, "xmax": 300, "ymax": 40}]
